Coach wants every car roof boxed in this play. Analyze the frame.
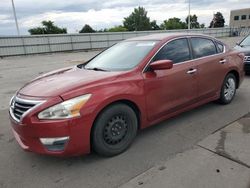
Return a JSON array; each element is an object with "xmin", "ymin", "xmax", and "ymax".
[{"xmin": 126, "ymin": 32, "xmax": 214, "ymax": 41}]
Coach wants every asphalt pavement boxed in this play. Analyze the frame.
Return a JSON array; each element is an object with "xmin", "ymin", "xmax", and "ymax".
[{"xmin": 121, "ymin": 114, "xmax": 250, "ymax": 188}]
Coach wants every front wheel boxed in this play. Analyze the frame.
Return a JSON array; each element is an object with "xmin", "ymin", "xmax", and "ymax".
[
  {"xmin": 218, "ymin": 73, "xmax": 236, "ymax": 104},
  {"xmin": 92, "ymin": 103, "xmax": 138, "ymax": 157}
]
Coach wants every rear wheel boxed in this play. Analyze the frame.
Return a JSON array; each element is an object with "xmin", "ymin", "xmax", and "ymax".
[
  {"xmin": 92, "ymin": 103, "xmax": 138, "ymax": 157},
  {"xmin": 218, "ymin": 73, "xmax": 236, "ymax": 104}
]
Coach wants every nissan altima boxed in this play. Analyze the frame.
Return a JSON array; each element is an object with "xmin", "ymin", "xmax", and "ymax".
[{"xmin": 9, "ymin": 33, "xmax": 245, "ymax": 157}]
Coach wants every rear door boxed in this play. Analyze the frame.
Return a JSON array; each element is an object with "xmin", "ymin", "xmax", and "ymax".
[
  {"xmin": 189, "ymin": 37, "xmax": 228, "ymax": 99},
  {"xmin": 143, "ymin": 38, "xmax": 198, "ymax": 121}
]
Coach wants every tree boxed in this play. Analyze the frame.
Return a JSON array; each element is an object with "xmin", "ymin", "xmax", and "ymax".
[
  {"xmin": 123, "ymin": 6, "xmax": 152, "ymax": 31},
  {"xmin": 209, "ymin": 12, "xmax": 225, "ymax": 28},
  {"xmin": 185, "ymin": 14, "xmax": 200, "ymax": 29},
  {"xmin": 200, "ymin": 23, "xmax": 205, "ymax": 28},
  {"xmin": 28, "ymin": 21, "xmax": 67, "ymax": 35},
  {"xmin": 79, "ymin": 24, "xmax": 95, "ymax": 33},
  {"xmin": 150, "ymin": 20, "xmax": 161, "ymax": 30},
  {"xmin": 160, "ymin": 17, "xmax": 187, "ymax": 30},
  {"xmin": 97, "ymin": 26, "xmax": 127, "ymax": 32},
  {"xmin": 107, "ymin": 25, "xmax": 128, "ymax": 32}
]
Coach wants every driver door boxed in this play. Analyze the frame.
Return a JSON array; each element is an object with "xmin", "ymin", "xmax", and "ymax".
[{"xmin": 143, "ymin": 38, "xmax": 198, "ymax": 122}]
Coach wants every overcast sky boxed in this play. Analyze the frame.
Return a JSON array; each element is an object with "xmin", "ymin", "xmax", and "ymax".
[{"xmin": 0, "ymin": 0, "xmax": 249, "ymax": 35}]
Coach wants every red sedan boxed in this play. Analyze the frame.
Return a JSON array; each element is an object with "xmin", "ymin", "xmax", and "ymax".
[{"xmin": 9, "ymin": 33, "xmax": 245, "ymax": 157}]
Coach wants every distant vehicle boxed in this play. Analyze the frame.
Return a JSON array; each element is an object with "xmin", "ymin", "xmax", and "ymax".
[
  {"xmin": 235, "ymin": 34, "xmax": 250, "ymax": 74},
  {"xmin": 9, "ymin": 33, "xmax": 245, "ymax": 157}
]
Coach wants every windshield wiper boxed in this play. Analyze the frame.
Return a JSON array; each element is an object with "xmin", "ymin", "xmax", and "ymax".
[{"xmin": 85, "ymin": 67, "xmax": 108, "ymax": 72}]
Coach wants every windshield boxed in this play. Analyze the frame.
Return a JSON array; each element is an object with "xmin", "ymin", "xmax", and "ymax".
[
  {"xmin": 84, "ymin": 41, "xmax": 158, "ymax": 71},
  {"xmin": 240, "ymin": 35, "xmax": 250, "ymax": 46}
]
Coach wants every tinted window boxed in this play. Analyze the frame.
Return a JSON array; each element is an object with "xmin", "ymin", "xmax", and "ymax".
[
  {"xmin": 216, "ymin": 42, "xmax": 224, "ymax": 53},
  {"xmin": 242, "ymin": 15, "xmax": 247, "ymax": 20},
  {"xmin": 234, "ymin": 16, "xmax": 239, "ymax": 20},
  {"xmin": 191, "ymin": 38, "xmax": 217, "ymax": 58},
  {"xmin": 153, "ymin": 39, "xmax": 191, "ymax": 64}
]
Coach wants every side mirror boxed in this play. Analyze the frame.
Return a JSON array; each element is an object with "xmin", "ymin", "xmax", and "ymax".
[{"xmin": 150, "ymin": 60, "xmax": 173, "ymax": 70}]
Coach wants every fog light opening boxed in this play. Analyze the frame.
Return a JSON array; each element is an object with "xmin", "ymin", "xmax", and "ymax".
[{"xmin": 40, "ymin": 137, "xmax": 69, "ymax": 152}]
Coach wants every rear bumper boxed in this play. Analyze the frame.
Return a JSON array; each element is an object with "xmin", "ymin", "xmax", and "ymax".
[{"xmin": 9, "ymin": 114, "xmax": 92, "ymax": 157}]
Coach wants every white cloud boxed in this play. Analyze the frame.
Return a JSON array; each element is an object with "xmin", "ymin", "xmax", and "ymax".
[{"xmin": 20, "ymin": 8, "xmax": 134, "ymax": 33}]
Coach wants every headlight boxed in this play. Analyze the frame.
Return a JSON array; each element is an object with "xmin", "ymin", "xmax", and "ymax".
[{"xmin": 38, "ymin": 94, "xmax": 91, "ymax": 120}]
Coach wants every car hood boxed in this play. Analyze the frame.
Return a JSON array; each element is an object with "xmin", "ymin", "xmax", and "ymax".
[
  {"xmin": 234, "ymin": 45, "xmax": 250, "ymax": 56},
  {"xmin": 18, "ymin": 66, "xmax": 122, "ymax": 97}
]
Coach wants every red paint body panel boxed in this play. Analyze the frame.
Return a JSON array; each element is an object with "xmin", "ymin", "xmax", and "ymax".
[
  {"xmin": 144, "ymin": 61, "xmax": 197, "ymax": 121},
  {"xmin": 9, "ymin": 34, "xmax": 245, "ymax": 156}
]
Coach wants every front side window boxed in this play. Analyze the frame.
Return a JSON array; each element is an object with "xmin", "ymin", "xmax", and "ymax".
[
  {"xmin": 191, "ymin": 38, "xmax": 217, "ymax": 58},
  {"xmin": 152, "ymin": 38, "xmax": 191, "ymax": 64},
  {"xmin": 85, "ymin": 41, "xmax": 157, "ymax": 71}
]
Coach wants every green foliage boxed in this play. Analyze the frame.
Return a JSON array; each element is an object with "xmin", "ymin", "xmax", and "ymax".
[
  {"xmin": 28, "ymin": 21, "xmax": 67, "ymax": 35},
  {"xmin": 79, "ymin": 24, "xmax": 96, "ymax": 33},
  {"xmin": 161, "ymin": 17, "xmax": 187, "ymax": 30},
  {"xmin": 209, "ymin": 12, "xmax": 225, "ymax": 28},
  {"xmin": 28, "ymin": 8, "xmax": 209, "ymax": 35},
  {"xmin": 185, "ymin": 14, "xmax": 200, "ymax": 28},
  {"xmin": 200, "ymin": 23, "xmax": 205, "ymax": 28},
  {"xmin": 108, "ymin": 25, "xmax": 128, "ymax": 32},
  {"xmin": 96, "ymin": 29, "xmax": 108, "ymax": 32},
  {"xmin": 150, "ymin": 20, "xmax": 161, "ymax": 30},
  {"xmin": 123, "ymin": 6, "xmax": 152, "ymax": 31}
]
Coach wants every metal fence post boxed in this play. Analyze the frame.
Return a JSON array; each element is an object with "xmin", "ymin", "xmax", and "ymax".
[
  {"xmin": 21, "ymin": 36, "xmax": 27, "ymax": 55},
  {"xmin": 89, "ymin": 34, "xmax": 92, "ymax": 50},
  {"xmin": 47, "ymin": 37, "xmax": 51, "ymax": 52},
  {"xmin": 70, "ymin": 35, "xmax": 74, "ymax": 51}
]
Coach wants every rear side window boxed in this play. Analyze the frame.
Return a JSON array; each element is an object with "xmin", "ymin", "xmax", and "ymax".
[
  {"xmin": 191, "ymin": 38, "xmax": 217, "ymax": 58},
  {"xmin": 153, "ymin": 38, "xmax": 191, "ymax": 64}
]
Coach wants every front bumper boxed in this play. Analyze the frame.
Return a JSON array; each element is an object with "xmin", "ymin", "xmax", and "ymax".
[
  {"xmin": 10, "ymin": 114, "xmax": 92, "ymax": 157},
  {"xmin": 245, "ymin": 63, "xmax": 250, "ymax": 72},
  {"xmin": 244, "ymin": 56, "xmax": 250, "ymax": 72}
]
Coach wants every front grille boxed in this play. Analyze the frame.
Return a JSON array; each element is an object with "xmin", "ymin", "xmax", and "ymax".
[
  {"xmin": 244, "ymin": 56, "xmax": 250, "ymax": 63},
  {"xmin": 10, "ymin": 97, "xmax": 43, "ymax": 122},
  {"xmin": 245, "ymin": 63, "xmax": 250, "ymax": 71}
]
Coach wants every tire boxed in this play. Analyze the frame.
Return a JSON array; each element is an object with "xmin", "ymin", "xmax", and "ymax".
[
  {"xmin": 92, "ymin": 103, "xmax": 138, "ymax": 157},
  {"xmin": 218, "ymin": 73, "xmax": 237, "ymax": 104}
]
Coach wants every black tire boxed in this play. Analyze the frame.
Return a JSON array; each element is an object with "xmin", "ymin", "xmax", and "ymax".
[
  {"xmin": 218, "ymin": 73, "xmax": 237, "ymax": 105},
  {"xmin": 92, "ymin": 103, "xmax": 138, "ymax": 157}
]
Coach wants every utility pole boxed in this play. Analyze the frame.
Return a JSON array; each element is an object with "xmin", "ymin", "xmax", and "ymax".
[
  {"xmin": 188, "ymin": 0, "xmax": 191, "ymax": 30},
  {"xmin": 11, "ymin": 0, "xmax": 20, "ymax": 35}
]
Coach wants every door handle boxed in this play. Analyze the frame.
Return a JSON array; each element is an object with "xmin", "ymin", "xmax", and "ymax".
[
  {"xmin": 219, "ymin": 59, "xmax": 227, "ymax": 64},
  {"xmin": 187, "ymin": 68, "xmax": 197, "ymax": 74}
]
